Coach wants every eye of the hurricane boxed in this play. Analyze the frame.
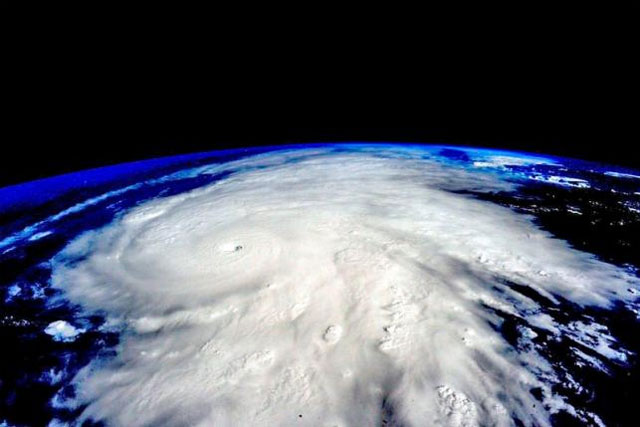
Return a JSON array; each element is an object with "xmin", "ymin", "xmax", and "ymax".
[{"xmin": 218, "ymin": 242, "xmax": 244, "ymax": 254}]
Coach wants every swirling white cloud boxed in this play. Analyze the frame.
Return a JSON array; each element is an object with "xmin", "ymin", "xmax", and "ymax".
[{"xmin": 49, "ymin": 146, "xmax": 638, "ymax": 426}]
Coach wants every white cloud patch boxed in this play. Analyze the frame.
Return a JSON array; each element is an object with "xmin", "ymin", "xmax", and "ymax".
[
  {"xmin": 44, "ymin": 320, "xmax": 84, "ymax": 342},
  {"xmin": 49, "ymin": 147, "xmax": 638, "ymax": 426},
  {"xmin": 529, "ymin": 174, "xmax": 591, "ymax": 188},
  {"xmin": 469, "ymin": 152, "xmax": 557, "ymax": 169},
  {"xmin": 604, "ymin": 171, "xmax": 640, "ymax": 180}
]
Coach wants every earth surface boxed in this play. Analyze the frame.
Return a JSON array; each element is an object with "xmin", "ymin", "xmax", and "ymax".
[{"xmin": 1, "ymin": 143, "xmax": 640, "ymax": 426}]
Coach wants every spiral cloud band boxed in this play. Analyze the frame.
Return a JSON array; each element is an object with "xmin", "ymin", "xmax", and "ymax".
[{"xmin": 50, "ymin": 147, "xmax": 638, "ymax": 426}]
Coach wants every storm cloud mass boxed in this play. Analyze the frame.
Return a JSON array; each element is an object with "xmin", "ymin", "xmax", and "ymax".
[{"xmin": 46, "ymin": 146, "xmax": 639, "ymax": 426}]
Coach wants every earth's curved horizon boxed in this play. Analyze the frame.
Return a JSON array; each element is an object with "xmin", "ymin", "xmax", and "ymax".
[{"xmin": 1, "ymin": 143, "xmax": 639, "ymax": 426}]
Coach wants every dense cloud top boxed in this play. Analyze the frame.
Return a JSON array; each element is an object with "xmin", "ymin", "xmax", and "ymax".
[{"xmin": 50, "ymin": 147, "xmax": 639, "ymax": 426}]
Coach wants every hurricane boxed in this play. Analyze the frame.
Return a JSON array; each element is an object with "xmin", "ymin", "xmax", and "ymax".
[{"xmin": 2, "ymin": 144, "xmax": 639, "ymax": 426}]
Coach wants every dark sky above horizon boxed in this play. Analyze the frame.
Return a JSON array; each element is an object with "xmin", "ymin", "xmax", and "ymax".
[
  {"xmin": 3, "ymin": 3, "xmax": 637, "ymax": 188},
  {"xmin": 4, "ymin": 26, "xmax": 636, "ymax": 187}
]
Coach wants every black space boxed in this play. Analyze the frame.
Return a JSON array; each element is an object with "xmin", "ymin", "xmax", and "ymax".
[{"xmin": 2, "ymin": 4, "xmax": 638, "ymax": 187}]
